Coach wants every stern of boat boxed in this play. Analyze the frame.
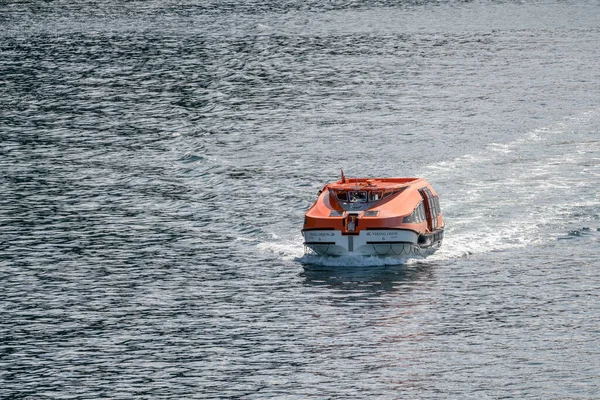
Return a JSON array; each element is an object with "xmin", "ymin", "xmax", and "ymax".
[{"xmin": 302, "ymin": 228, "xmax": 443, "ymax": 258}]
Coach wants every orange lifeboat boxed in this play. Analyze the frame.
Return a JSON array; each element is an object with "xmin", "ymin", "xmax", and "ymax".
[{"xmin": 302, "ymin": 172, "xmax": 444, "ymax": 258}]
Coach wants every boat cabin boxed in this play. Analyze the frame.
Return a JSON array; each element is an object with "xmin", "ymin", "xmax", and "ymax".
[{"xmin": 329, "ymin": 186, "xmax": 408, "ymax": 211}]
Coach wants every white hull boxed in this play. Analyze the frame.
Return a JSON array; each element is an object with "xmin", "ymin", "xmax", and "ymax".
[{"xmin": 302, "ymin": 229, "xmax": 442, "ymax": 258}]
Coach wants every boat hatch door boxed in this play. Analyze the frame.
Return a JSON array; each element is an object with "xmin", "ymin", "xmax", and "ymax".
[
  {"xmin": 347, "ymin": 214, "xmax": 357, "ymax": 232},
  {"xmin": 419, "ymin": 189, "xmax": 437, "ymax": 231}
]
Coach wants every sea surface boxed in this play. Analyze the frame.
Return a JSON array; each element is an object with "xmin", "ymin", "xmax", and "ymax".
[{"xmin": 1, "ymin": 1, "xmax": 599, "ymax": 398}]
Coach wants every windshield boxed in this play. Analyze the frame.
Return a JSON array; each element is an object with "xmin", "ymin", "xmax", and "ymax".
[
  {"xmin": 348, "ymin": 191, "xmax": 368, "ymax": 203},
  {"xmin": 336, "ymin": 190, "xmax": 386, "ymax": 203},
  {"xmin": 332, "ymin": 187, "xmax": 405, "ymax": 210}
]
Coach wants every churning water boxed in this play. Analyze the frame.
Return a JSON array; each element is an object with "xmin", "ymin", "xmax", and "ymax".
[{"xmin": 1, "ymin": 1, "xmax": 599, "ymax": 398}]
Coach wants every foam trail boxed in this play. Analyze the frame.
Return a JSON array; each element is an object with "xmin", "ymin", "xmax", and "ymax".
[
  {"xmin": 426, "ymin": 108, "xmax": 600, "ymax": 260},
  {"xmin": 257, "ymin": 237, "xmax": 305, "ymax": 261}
]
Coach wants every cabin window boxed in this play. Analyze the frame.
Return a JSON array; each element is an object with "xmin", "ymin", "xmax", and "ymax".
[
  {"xmin": 369, "ymin": 191, "xmax": 383, "ymax": 202},
  {"xmin": 335, "ymin": 188, "xmax": 407, "ymax": 205},
  {"xmin": 417, "ymin": 202, "xmax": 426, "ymax": 222},
  {"xmin": 403, "ymin": 201, "xmax": 426, "ymax": 223},
  {"xmin": 428, "ymin": 196, "xmax": 440, "ymax": 218},
  {"xmin": 336, "ymin": 191, "xmax": 348, "ymax": 201},
  {"xmin": 348, "ymin": 191, "xmax": 368, "ymax": 203}
]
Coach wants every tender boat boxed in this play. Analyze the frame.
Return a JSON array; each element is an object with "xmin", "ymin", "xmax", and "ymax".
[{"xmin": 302, "ymin": 172, "xmax": 444, "ymax": 258}]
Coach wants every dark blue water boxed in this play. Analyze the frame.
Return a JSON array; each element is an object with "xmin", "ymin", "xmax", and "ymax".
[{"xmin": 1, "ymin": 1, "xmax": 599, "ymax": 398}]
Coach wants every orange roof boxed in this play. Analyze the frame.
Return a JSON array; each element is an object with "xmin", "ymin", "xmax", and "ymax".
[{"xmin": 326, "ymin": 177, "xmax": 421, "ymax": 191}]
